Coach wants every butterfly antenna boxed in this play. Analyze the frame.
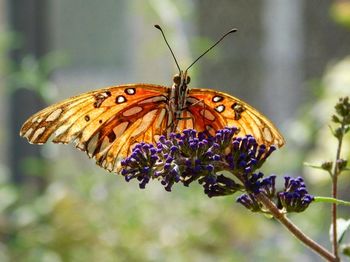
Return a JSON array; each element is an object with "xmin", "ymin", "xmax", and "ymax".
[
  {"xmin": 185, "ymin": 28, "xmax": 237, "ymax": 72},
  {"xmin": 155, "ymin": 24, "xmax": 181, "ymax": 74}
]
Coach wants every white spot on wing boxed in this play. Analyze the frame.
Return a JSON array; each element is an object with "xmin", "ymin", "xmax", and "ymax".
[
  {"xmin": 54, "ymin": 124, "xmax": 70, "ymax": 137},
  {"xmin": 263, "ymin": 127, "xmax": 273, "ymax": 142},
  {"xmin": 125, "ymin": 88, "xmax": 136, "ymax": 95},
  {"xmin": 31, "ymin": 127, "xmax": 46, "ymax": 141},
  {"xmin": 213, "ymin": 96, "xmax": 223, "ymax": 102},
  {"xmin": 116, "ymin": 95, "xmax": 126, "ymax": 104},
  {"xmin": 23, "ymin": 128, "xmax": 33, "ymax": 138},
  {"xmin": 215, "ymin": 105, "xmax": 225, "ymax": 113},
  {"xmin": 31, "ymin": 116, "xmax": 43, "ymax": 123},
  {"xmin": 46, "ymin": 109, "xmax": 63, "ymax": 122}
]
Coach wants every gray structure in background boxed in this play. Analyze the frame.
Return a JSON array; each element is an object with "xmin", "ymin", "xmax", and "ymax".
[
  {"xmin": 262, "ymin": 0, "xmax": 304, "ymax": 124},
  {"xmin": 7, "ymin": 0, "xmax": 48, "ymax": 188}
]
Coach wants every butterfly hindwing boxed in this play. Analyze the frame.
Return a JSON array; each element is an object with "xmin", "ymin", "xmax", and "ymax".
[{"xmin": 187, "ymin": 88, "xmax": 285, "ymax": 147}]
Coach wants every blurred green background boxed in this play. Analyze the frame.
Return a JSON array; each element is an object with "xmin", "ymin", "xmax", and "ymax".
[{"xmin": 1, "ymin": 0, "xmax": 350, "ymax": 261}]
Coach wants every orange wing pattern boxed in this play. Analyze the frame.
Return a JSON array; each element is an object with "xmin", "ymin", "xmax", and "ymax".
[
  {"xmin": 20, "ymin": 84, "xmax": 285, "ymax": 173},
  {"xmin": 20, "ymin": 84, "xmax": 170, "ymax": 172},
  {"xmin": 187, "ymin": 88, "xmax": 285, "ymax": 148}
]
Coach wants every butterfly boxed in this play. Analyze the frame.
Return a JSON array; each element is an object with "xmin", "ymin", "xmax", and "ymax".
[{"xmin": 20, "ymin": 25, "xmax": 285, "ymax": 173}]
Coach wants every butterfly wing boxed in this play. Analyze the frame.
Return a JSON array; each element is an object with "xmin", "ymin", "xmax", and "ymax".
[
  {"xmin": 20, "ymin": 84, "xmax": 170, "ymax": 172},
  {"xmin": 186, "ymin": 88, "xmax": 285, "ymax": 148},
  {"xmin": 20, "ymin": 84, "xmax": 284, "ymax": 173}
]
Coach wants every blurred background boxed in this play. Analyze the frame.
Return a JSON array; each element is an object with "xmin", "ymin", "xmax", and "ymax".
[{"xmin": 0, "ymin": 0, "xmax": 350, "ymax": 261}]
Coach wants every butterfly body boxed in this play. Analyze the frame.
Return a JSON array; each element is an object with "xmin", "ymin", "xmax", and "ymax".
[{"xmin": 168, "ymin": 71, "xmax": 191, "ymax": 133}]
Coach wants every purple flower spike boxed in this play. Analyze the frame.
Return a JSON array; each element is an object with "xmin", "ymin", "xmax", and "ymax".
[{"xmin": 120, "ymin": 127, "xmax": 280, "ymax": 199}]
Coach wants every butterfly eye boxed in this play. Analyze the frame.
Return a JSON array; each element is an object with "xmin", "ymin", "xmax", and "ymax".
[
  {"xmin": 186, "ymin": 76, "xmax": 191, "ymax": 84},
  {"xmin": 173, "ymin": 75, "xmax": 181, "ymax": 85}
]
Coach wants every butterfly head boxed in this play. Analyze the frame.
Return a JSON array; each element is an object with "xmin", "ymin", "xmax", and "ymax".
[{"xmin": 173, "ymin": 71, "xmax": 191, "ymax": 87}]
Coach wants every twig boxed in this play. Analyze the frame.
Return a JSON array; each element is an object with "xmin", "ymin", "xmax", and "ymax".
[{"xmin": 256, "ymin": 193, "xmax": 337, "ymax": 262}]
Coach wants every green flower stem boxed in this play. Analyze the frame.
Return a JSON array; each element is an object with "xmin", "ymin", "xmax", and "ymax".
[
  {"xmin": 314, "ymin": 196, "xmax": 350, "ymax": 206},
  {"xmin": 256, "ymin": 193, "xmax": 337, "ymax": 262}
]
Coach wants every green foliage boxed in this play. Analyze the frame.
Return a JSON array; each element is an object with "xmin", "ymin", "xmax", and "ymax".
[
  {"xmin": 7, "ymin": 52, "xmax": 68, "ymax": 103},
  {"xmin": 330, "ymin": 1, "xmax": 350, "ymax": 29}
]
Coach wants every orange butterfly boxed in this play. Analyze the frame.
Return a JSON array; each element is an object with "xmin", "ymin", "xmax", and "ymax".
[{"xmin": 20, "ymin": 25, "xmax": 285, "ymax": 173}]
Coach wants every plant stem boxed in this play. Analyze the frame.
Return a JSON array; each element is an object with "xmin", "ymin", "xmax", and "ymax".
[
  {"xmin": 332, "ymin": 176, "xmax": 338, "ymax": 259},
  {"xmin": 331, "ymin": 125, "xmax": 344, "ymax": 260},
  {"xmin": 256, "ymin": 193, "xmax": 337, "ymax": 262}
]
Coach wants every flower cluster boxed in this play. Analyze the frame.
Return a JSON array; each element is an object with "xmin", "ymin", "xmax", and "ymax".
[
  {"xmin": 236, "ymin": 175, "xmax": 314, "ymax": 213},
  {"xmin": 277, "ymin": 176, "xmax": 314, "ymax": 213},
  {"xmin": 122, "ymin": 127, "xmax": 274, "ymax": 195},
  {"xmin": 121, "ymin": 127, "xmax": 314, "ymax": 213}
]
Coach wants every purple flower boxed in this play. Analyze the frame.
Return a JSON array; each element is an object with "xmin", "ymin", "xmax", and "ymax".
[{"xmin": 277, "ymin": 176, "xmax": 314, "ymax": 213}]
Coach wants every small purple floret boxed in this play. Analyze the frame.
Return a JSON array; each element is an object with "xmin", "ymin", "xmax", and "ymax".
[{"xmin": 278, "ymin": 176, "xmax": 314, "ymax": 212}]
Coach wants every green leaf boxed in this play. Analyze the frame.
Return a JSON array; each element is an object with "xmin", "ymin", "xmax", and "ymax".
[{"xmin": 329, "ymin": 218, "xmax": 350, "ymax": 244}]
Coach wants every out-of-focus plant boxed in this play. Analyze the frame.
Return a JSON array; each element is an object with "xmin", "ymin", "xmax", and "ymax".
[
  {"xmin": 301, "ymin": 55, "xmax": 350, "ymax": 261},
  {"xmin": 331, "ymin": 0, "xmax": 350, "ymax": 29},
  {"xmin": 7, "ymin": 51, "xmax": 68, "ymax": 103},
  {"xmin": 308, "ymin": 96, "xmax": 350, "ymax": 260},
  {"xmin": 0, "ymin": 30, "xmax": 68, "ymax": 103}
]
